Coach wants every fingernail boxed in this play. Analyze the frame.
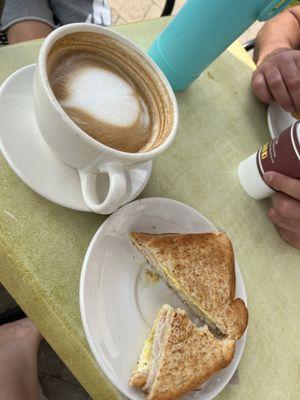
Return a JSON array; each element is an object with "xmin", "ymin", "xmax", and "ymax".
[{"xmin": 264, "ymin": 171, "xmax": 275, "ymax": 185}]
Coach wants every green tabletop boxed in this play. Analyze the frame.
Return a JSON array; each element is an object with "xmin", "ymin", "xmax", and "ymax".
[{"xmin": 0, "ymin": 18, "xmax": 299, "ymax": 400}]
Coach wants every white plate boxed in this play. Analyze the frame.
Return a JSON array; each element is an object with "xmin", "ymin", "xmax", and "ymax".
[
  {"xmin": 0, "ymin": 65, "xmax": 152, "ymax": 212},
  {"xmin": 267, "ymin": 102, "xmax": 296, "ymax": 138},
  {"xmin": 80, "ymin": 198, "xmax": 247, "ymax": 400}
]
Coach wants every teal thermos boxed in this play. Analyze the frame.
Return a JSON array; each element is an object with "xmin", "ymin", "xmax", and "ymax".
[{"xmin": 148, "ymin": 0, "xmax": 292, "ymax": 91}]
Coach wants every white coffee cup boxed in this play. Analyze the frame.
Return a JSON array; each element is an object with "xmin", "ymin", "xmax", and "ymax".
[{"xmin": 33, "ymin": 23, "xmax": 178, "ymax": 214}]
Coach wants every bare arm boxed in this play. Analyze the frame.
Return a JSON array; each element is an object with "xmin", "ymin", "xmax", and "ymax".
[
  {"xmin": 254, "ymin": 6, "xmax": 300, "ymax": 64},
  {"xmin": 252, "ymin": 6, "xmax": 300, "ymax": 114},
  {"xmin": 7, "ymin": 20, "xmax": 53, "ymax": 44}
]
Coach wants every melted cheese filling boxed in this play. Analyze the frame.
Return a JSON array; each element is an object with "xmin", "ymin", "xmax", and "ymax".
[{"xmin": 136, "ymin": 326, "xmax": 155, "ymax": 374}]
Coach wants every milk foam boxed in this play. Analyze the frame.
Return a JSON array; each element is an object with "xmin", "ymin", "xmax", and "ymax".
[{"xmin": 61, "ymin": 66, "xmax": 141, "ymax": 127}]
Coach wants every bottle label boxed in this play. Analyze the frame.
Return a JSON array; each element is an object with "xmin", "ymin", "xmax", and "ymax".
[{"xmin": 256, "ymin": 121, "xmax": 300, "ymax": 185}]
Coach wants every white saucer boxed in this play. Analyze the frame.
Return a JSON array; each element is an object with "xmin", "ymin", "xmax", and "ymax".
[
  {"xmin": 80, "ymin": 198, "xmax": 247, "ymax": 400},
  {"xmin": 0, "ymin": 64, "xmax": 152, "ymax": 212},
  {"xmin": 267, "ymin": 102, "xmax": 296, "ymax": 139}
]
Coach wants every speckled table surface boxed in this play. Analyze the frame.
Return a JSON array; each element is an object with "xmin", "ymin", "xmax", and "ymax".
[{"xmin": 0, "ymin": 18, "xmax": 299, "ymax": 400}]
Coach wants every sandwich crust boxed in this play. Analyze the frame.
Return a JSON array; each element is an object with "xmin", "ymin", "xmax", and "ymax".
[
  {"xmin": 130, "ymin": 232, "xmax": 248, "ymax": 340},
  {"xmin": 130, "ymin": 371, "xmax": 148, "ymax": 388}
]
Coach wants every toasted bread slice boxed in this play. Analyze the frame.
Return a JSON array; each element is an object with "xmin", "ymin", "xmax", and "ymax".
[
  {"xmin": 130, "ymin": 232, "xmax": 248, "ymax": 340},
  {"xmin": 130, "ymin": 305, "xmax": 235, "ymax": 400}
]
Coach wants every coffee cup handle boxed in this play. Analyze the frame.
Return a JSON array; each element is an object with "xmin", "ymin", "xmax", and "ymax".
[{"xmin": 79, "ymin": 162, "xmax": 127, "ymax": 214}]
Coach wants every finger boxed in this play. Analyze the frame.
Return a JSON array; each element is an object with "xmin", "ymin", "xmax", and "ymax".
[
  {"xmin": 281, "ymin": 58, "xmax": 300, "ymax": 114},
  {"xmin": 269, "ymin": 208, "xmax": 300, "ymax": 235},
  {"xmin": 275, "ymin": 225, "xmax": 300, "ymax": 249},
  {"xmin": 252, "ymin": 71, "xmax": 274, "ymax": 104},
  {"xmin": 264, "ymin": 172, "xmax": 300, "ymax": 201},
  {"xmin": 265, "ymin": 67, "xmax": 295, "ymax": 113},
  {"xmin": 272, "ymin": 192, "xmax": 300, "ymax": 220}
]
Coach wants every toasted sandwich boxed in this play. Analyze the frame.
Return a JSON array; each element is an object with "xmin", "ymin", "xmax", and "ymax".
[
  {"xmin": 130, "ymin": 232, "xmax": 248, "ymax": 340},
  {"xmin": 130, "ymin": 304, "xmax": 235, "ymax": 400}
]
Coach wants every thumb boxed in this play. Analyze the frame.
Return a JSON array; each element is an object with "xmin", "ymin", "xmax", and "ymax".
[{"xmin": 264, "ymin": 171, "xmax": 300, "ymax": 201}]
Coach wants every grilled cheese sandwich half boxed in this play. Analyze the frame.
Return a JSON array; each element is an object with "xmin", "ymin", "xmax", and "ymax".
[
  {"xmin": 130, "ymin": 305, "xmax": 235, "ymax": 400},
  {"xmin": 130, "ymin": 232, "xmax": 248, "ymax": 340},
  {"xmin": 135, "ymin": 239, "xmax": 216, "ymax": 326}
]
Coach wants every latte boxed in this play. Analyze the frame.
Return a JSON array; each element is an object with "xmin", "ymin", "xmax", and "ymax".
[{"xmin": 47, "ymin": 32, "xmax": 172, "ymax": 153}]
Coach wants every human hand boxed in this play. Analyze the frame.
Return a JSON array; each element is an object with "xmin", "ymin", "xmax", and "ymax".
[
  {"xmin": 252, "ymin": 49, "xmax": 300, "ymax": 115},
  {"xmin": 264, "ymin": 171, "xmax": 300, "ymax": 248}
]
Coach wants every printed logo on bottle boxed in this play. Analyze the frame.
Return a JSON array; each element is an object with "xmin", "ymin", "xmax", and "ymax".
[{"xmin": 256, "ymin": 121, "xmax": 300, "ymax": 187}]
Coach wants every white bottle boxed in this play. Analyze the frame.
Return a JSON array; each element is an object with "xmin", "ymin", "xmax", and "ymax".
[{"xmin": 238, "ymin": 121, "xmax": 300, "ymax": 200}]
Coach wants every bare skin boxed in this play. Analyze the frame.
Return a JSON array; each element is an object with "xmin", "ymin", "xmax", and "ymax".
[
  {"xmin": 264, "ymin": 172, "xmax": 300, "ymax": 249},
  {"xmin": 252, "ymin": 6, "xmax": 300, "ymax": 248},
  {"xmin": 0, "ymin": 318, "xmax": 42, "ymax": 400},
  {"xmin": 253, "ymin": 6, "xmax": 300, "ymax": 115},
  {"xmin": 7, "ymin": 20, "xmax": 53, "ymax": 44}
]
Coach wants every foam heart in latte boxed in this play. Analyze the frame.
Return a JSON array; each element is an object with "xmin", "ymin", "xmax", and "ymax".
[{"xmin": 61, "ymin": 66, "xmax": 146, "ymax": 128}]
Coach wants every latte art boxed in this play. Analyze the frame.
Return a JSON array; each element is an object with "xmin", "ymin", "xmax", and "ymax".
[
  {"xmin": 47, "ymin": 32, "xmax": 174, "ymax": 153},
  {"xmin": 62, "ymin": 67, "xmax": 147, "ymax": 128}
]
